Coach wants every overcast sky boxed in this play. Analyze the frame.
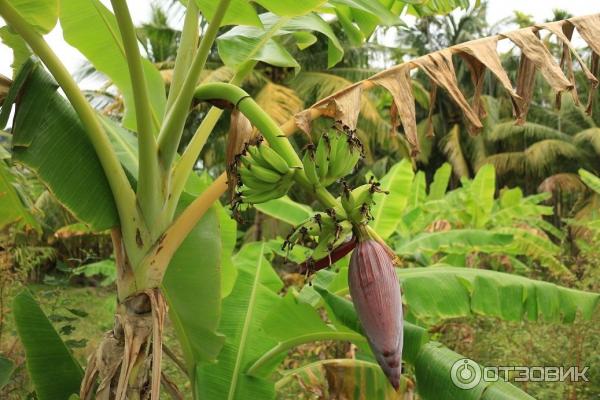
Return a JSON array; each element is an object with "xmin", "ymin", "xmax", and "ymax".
[{"xmin": 0, "ymin": 0, "xmax": 598, "ymax": 79}]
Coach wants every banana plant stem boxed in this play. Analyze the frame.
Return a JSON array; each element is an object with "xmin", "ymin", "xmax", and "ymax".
[
  {"xmin": 193, "ymin": 83, "xmax": 347, "ymax": 217},
  {"xmin": 0, "ymin": 0, "xmax": 143, "ymax": 261},
  {"xmin": 167, "ymin": 65, "xmax": 256, "ymax": 218},
  {"xmin": 136, "ymin": 173, "xmax": 228, "ymax": 288},
  {"xmin": 165, "ymin": 0, "xmax": 199, "ymax": 113},
  {"xmin": 111, "ymin": 0, "xmax": 162, "ymax": 229},
  {"xmin": 194, "ymin": 83, "xmax": 302, "ymax": 167},
  {"xmin": 157, "ymin": 0, "xmax": 232, "ymax": 169}
]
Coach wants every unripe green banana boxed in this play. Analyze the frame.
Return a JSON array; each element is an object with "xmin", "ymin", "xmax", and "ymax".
[
  {"xmin": 340, "ymin": 182, "xmax": 353, "ymax": 214},
  {"xmin": 241, "ymin": 188, "xmax": 278, "ymax": 204},
  {"xmin": 343, "ymin": 147, "xmax": 362, "ymax": 175},
  {"xmin": 326, "ymin": 132, "xmax": 348, "ymax": 181},
  {"xmin": 302, "ymin": 149, "xmax": 320, "ymax": 186},
  {"xmin": 239, "ymin": 153, "xmax": 254, "ymax": 169},
  {"xmin": 258, "ymin": 144, "xmax": 291, "ymax": 175},
  {"xmin": 327, "ymin": 134, "xmax": 354, "ymax": 185},
  {"xmin": 238, "ymin": 167, "xmax": 274, "ymax": 190},
  {"xmin": 247, "ymin": 145, "xmax": 273, "ymax": 170},
  {"xmin": 250, "ymin": 164, "xmax": 285, "ymax": 184},
  {"xmin": 315, "ymin": 133, "xmax": 330, "ymax": 181},
  {"xmin": 241, "ymin": 174, "xmax": 293, "ymax": 203}
]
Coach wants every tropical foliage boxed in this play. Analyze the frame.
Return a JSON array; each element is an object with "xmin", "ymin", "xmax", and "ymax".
[{"xmin": 1, "ymin": 1, "xmax": 599, "ymax": 399}]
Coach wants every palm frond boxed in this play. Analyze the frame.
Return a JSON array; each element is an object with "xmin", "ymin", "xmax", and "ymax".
[
  {"xmin": 559, "ymin": 98, "xmax": 595, "ymax": 133},
  {"xmin": 525, "ymin": 139, "xmax": 580, "ymax": 176},
  {"xmin": 255, "ymin": 82, "xmax": 304, "ymax": 126},
  {"xmin": 487, "ymin": 122, "xmax": 572, "ymax": 143},
  {"xmin": 482, "ymin": 152, "xmax": 527, "ymax": 177},
  {"xmin": 199, "ymin": 66, "xmax": 235, "ymax": 85},
  {"xmin": 441, "ymin": 124, "xmax": 469, "ymax": 178},
  {"xmin": 527, "ymin": 104, "xmax": 582, "ymax": 135},
  {"xmin": 574, "ymin": 128, "xmax": 600, "ymax": 154}
]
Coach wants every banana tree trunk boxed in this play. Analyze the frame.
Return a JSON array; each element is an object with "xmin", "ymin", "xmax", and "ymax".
[{"xmin": 80, "ymin": 229, "xmax": 167, "ymax": 400}]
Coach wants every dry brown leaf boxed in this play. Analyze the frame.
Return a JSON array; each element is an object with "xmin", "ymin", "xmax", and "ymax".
[
  {"xmin": 312, "ymin": 82, "xmax": 363, "ymax": 130},
  {"xmin": 425, "ymin": 82, "xmax": 438, "ymax": 138},
  {"xmin": 94, "ymin": 334, "xmax": 123, "ymax": 399},
  {"xmin": 294, "ymin": 109, "xmax": 313, "ymax": 137},
  {"xmin": 370, "ymin": 65, "xmax": 420, "ymax": 156},
  {"xmin": 514, "ymin": 53, "xmax": 537, "ymax": 124},
  {"xmin": 0, "ymin": 73, "xmax": 11, "ymax": 104},
  {"xmin": 225, "ymin": 110, "xmax": 255, "ymax": 192},
  {"xmin": 570, "ymin": 14, "xmax": 600, "ymax": 115},
  {"xmin": 456, "ymin": 51, "xmax": 486, "ymax": 119},
  {"xmin": 453, "ymin": 37, "xmax": 524, "ymax": 119},
  {"xmin": 570, "ymin": 14, "xmax": 600, "ymax": 56},
  {"xmin": 501, "ymin": 28, "xmax": 572, "ymax": 94},
  {"xmin": 412, "ymin": 49, "xmax": 483, "ymax": 135},
  {"xmin": 538, "ymin": 20, "xmax": 598, "ymax": 107},
  {"xmin": 587, "ymin": 53, "xmax": 599, "ymax": 115},
  {"xmin": 115, "ymin": 304, "xmax": 153, "ymax": 400},
  {"xmin": 147, "ymin": 288, "xmax": 167, "ymax": 400}
]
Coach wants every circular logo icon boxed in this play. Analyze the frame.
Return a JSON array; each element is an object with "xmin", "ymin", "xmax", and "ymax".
[{"xmin": 451, "ymin": 358, "xmax": 482, "ymax": 389}]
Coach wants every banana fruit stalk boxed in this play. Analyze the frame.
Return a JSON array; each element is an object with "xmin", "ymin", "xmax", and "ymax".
[
  {"xmin": 303, "ymin": 126, "xmax": 363, "ymax": 188},
  {"xmin": 232, "ymin": 137, "xmax": 295, "ymax": 209},
  {"xmin": 348, "ymin": 235, "xmax": 403, "ymax": 390}
]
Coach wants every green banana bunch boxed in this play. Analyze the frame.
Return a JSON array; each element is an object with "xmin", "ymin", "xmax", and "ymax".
[
  {"xmin": 233, "ymin": 140, "xmax": 295, "ymax": 205},
  {"xmin": 283, "ymin": 211, "xmax": 353, "ymax": 261},
  {"xmin": 302, "ymin": 126, "xmax": 363, "ymax": 188},
  {"xmin": 341, "ymin": 180, "xmax": 387, "ymax": 223}
]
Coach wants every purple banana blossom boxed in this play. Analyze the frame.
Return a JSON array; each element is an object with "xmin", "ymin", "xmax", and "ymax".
[{"xmin": 348, "ymin": 238, "xmax": 403, "ymax": 390}]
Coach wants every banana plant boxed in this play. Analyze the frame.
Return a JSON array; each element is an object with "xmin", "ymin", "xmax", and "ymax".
[
  {"xmin": 363, "ymin": 160, "xmax": 569, "ymax": 275},
  {"xmin": 2, "ymin": 1, "xmax": 600, "ymax": 400}
]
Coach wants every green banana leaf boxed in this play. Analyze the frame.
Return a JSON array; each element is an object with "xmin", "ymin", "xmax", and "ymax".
[
  {"xmin": 395, "ymin": 229, "xmax": 513, "ymax": 257},
  {"xmin": 302, "ymin": 265, "xmax": 600, "ymax": 324},
  {"xmin": 414, "ymin": 342, "xmax": 535, "ymax": 400},
  {"xmin": 218, "ymin": 12, "xmax": 343, "ymax": 70},
  {"xmin": 0, "ymin": 25, "xmax": 30, "ymax": 78},
  {"xmin": 467, "ymin": 164, "xmax": 496, "ymax": 228},
  {"xmin": 0, "ymin": 158, "xmax": 40, "ymax": 231},
  {"xmin": 10, "ymin": 61, "xmax": 119, "ymax": 230},
  {"xmin": 254, "ymin": 195, "xmax": 314, "ymax": 226},
  {"xmin": 249, "ymin": 293, "xmax": 367, "ymax": 377},
  {"xmin": 0, "ymin": 356, "xmax": 15, "ymax": 390},
  {"xmin": 428, "ymin": 162, "xmax": 452, "ymax": 200},
  {"xmin": 195, "ymin": 0, "xmax": 327, "ymax": 27},
  {"xmin": 195, "ymin": 243, "xmax": 283, "ymax": 399},
  {"xmin": 162, "ymin": 185, "xmax": 226, "ymax": 371},
  {"xmin": 406, "ymin": 170, "xmax": 427, "ymax": 211},
  {"xmin": 60, "ymin": 0, "xmax": 166, "ymax": 131},
  {"xmin": 12, "ymin": 290, "xmax": 83, "ymax": 400},
  {"xmin": 0, "ymin": 57, "xmax": 33, "ymax": 128},
  {"xmin": 5, "ymin": 0, "xmax": 58, "ymax": 33},
  {"xmin": 370, "ymin": 158, "xmax": 414, "ymax": 239},
  {"xmin": 496, "ymin": 227, "xmax": 568, "ymax": 275},
  {"xmin": 195, "ymin": 0, "xmax": 261, "ymax": 26}
]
